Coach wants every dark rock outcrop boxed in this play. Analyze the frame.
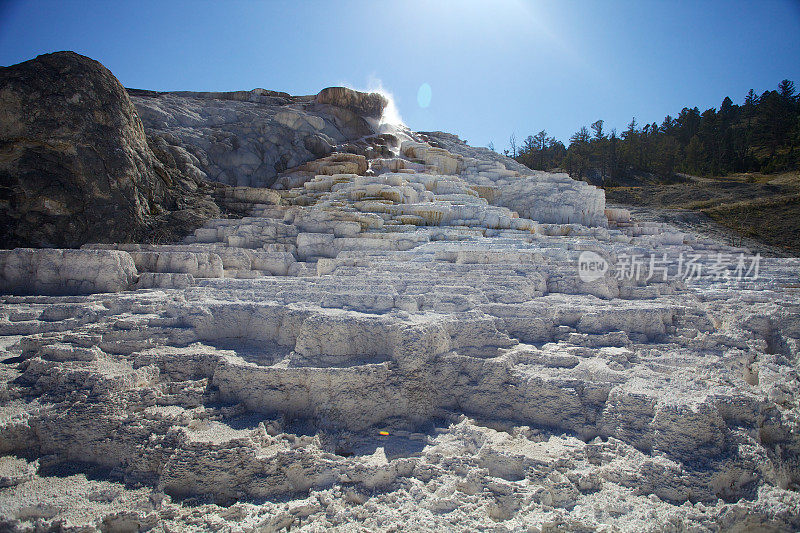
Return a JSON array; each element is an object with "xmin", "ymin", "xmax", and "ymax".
[{"xmin": 0, "ymin": 51, "xmax": 220, "ymax": 248}]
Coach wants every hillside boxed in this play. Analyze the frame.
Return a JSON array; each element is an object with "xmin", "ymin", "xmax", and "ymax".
[{"xmin": 605, "ymin": 171, "xmax": 800, "ymax": 255}]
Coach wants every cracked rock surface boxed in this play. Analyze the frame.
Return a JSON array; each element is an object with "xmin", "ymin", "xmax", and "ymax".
[
  {"xmin": 0, "ymin": 70, "xmax": 799, "ymax": 531},
  {"xmin": 129, "ymin": 85, "xmax": 393, "ymax": 189}
]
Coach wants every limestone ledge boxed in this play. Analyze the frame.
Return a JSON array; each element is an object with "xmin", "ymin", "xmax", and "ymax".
[{"xmin": 0, "ymin": 248, "xmax": 137, "ymax": 295}]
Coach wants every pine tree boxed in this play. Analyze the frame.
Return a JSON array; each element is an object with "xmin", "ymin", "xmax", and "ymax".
[
  {"xmin": 608, "ymin": 129, "xmax": 618, "ymax": 182},
  {"xmin": 685, "ymin": 135, "xmax": 705, "ymax": 174},
  {"xmin": 744, "ymin": 89, "xmax": 759, "ymax": 109},
  {"xmin": 591, "ymin": 120, "xmax": 604, "ymax": 139},
  {"xmin": 534, "ymin": 130, "xmax": 548, "ymax": 169},
  {"xmin": 778, "ymin": 79, "xmax": 796, "ymax": 100}
]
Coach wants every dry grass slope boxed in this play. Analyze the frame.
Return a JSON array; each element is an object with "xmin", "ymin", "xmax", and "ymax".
[{"xmin": 605, "ymin": 171, "xmax": 800, "ymax": 255}]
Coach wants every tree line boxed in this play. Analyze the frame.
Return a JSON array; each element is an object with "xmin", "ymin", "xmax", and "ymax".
[{"xmin": 507, "ymin": 79, "xmax": 799, "ymax": 184}]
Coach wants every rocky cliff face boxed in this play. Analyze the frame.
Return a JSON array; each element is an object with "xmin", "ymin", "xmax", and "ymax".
[
  {"xmin": 0, "ymin": 52, "xmax": 393, "ymax": 248},
  {"xmin": 128, "ymin": 85, "xmax": 392, "ymax": 189},
  {"xmin": 0, "ymin": 52, "xmax": 222, "ymax": 247}
]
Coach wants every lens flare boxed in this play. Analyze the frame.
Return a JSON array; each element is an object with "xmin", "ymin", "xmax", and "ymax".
[{"xmin": 417, "ymin": 83, "xmax": 432, "ymax": 108}]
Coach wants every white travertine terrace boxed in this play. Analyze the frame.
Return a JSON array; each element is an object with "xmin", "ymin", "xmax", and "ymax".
[
  {"xmin": 0, "ymin": 135, "xmax": 799, "ymax": 531},
  {"xmin": 402, "ymin": 140, "xmax": 608, "ymax": 227},
  {"xmin": 0, "ymin": 249, "xmax": 138, "ymax": 295}
]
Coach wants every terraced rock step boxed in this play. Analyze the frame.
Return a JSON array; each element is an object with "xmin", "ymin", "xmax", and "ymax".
[{"xmin": 0, "ymin": 111, "xmax": 799, "ymax": 531}]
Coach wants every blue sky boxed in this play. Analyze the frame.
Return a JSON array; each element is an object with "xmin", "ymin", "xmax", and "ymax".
[{"xmin": 1, "ymin": 0, "xmax": 799, "ymax": 151}]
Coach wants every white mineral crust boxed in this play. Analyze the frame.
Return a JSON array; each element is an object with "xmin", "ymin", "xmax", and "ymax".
[{"xmin": 0, "ymin": 135, "xmax": 799, "ymax": 531}]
